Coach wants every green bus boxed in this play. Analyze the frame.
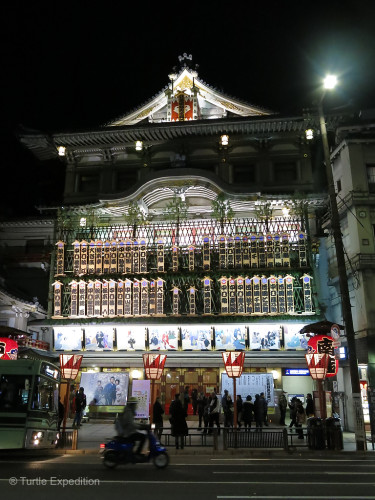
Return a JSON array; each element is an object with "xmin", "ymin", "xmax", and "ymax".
[{"xmin": 0, "ymin": 358, "xmax": 61, "ymax": 449}]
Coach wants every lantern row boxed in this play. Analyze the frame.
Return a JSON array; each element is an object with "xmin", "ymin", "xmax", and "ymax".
[
  {"xmin": 55, "ymin": 233, "xmax": 308, "ymax": 277},
  {"xmin": 52, "ymin": 274, "xmax": 313, "ymax": 319}
]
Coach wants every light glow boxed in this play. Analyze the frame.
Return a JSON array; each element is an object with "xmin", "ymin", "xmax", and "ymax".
[
  {"xmin": 323, "ymin": 75, "xmax": 337, "ymax": 90},
  {"xmin": 305, "ymin": 128, "xmax": 314, "ymax": 140},
  {"xmin": 135, "ymin": 140, "xmax": 143, "ymax": 151}
]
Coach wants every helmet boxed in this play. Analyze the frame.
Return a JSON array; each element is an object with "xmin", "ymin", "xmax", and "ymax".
[{"xmin": 127, "ymin": 396, "xmax": 138, "ymax": 404}]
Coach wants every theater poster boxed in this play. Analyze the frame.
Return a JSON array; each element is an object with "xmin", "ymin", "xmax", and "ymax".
[
  {"xmin": 132, "ymin": 379, "xmax": 150, "ymax": 419},
  {"xmin": 250, "ymin": 324, "xmax": 281, "ymax": 350},
  {"xmin": 53, "ymin": 326, "xmax": 82, "ymax": 351},
  {"xmin": 214, "ymin": 325, "xmax": 246, "ymax": 350},
  {"xmin": 116, "ymin": 325, "xmax": 146, "ymax": 351},
  {"xmin": 181, "ymin": 325, "xmax": 212, "ymax": 350},
  {"xmin": 80, "ymin": 372, "xmax": 129, "ymax": 407},
  {"xmin": 221, "ymin": 373, "xmax": 275, "ymax": 406},
  {"xmin": 148, "ymin": 326, "xmax": 178, "ymax": 351},
  {"xmin": 284, "ymin": 323, "xmax": 308, "ymax": 350},
  {"xmin": 84, "ymin": 326, "xmax": 114, "ymax": 351}
]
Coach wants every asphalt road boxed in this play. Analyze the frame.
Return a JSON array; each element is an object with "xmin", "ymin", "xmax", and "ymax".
[{"xmin": 1, "ymin": 453, "xmax": 375, "ymax": 500}]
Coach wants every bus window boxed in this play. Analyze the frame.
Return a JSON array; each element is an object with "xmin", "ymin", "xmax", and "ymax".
[
  {"xmin": 0, "ymin": 375, "xmax": 30, "ymax": 412},
  {"xmin": 31, "ymin": 377, "xmax": 59, "ymax": 412}
]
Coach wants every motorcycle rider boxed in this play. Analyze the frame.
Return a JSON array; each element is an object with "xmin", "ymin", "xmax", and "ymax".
[{"xmin": 116, "ymin": 396, "xmax": 147, "ymax": 458}]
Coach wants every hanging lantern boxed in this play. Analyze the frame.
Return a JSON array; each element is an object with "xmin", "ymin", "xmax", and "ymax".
[
  {"xmin": 222, "ymin": 351, "xmax": 245, "ymax": 378},
  {"xmin": 0, "ymin": 338, "xmax": 18, "ymax": 360},
  {"xmin": 305, "ymin": 353, "xmax": 329, "ymax": 380},
  {"xmin": 59, "ymin": 354, "xmax": 83, "ymax": 380},
  {"xmin": 143, "ymin": 353, "xmax": 167, "ymax": 380}
]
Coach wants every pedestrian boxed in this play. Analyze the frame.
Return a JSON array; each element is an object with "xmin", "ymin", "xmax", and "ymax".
[
  {"xmin": 260, "ymin": 392, "xmax": 268, "ymax": 426},
  {"xmin": 305, "ymin": 393, "xmax": 314, "ymax": 417},
  {"xmin": 289, "ymin": 396, "xmax": 298, "ymax": 429},
  {"xmin": 73, "ymin": 387, "xmax": 86, "ymax": 427},
  {"xmin": 202, "ymin": 396, "xmax": 210, "ymax": 434},
  {"xmin": 197, "ymin": 392, "xmax": 207, "ymax": 429},
  {"xmin": 183, "ymin": 386, "xmax": 190, "ymax": 416},
  {"xmin": 58, "ymin": 398, "xmax": 65, "ymax": 430},
  {"xmin": 169, "ymin": 393, "xmax": 188, "ymax": 449},
  {"xmin": 153, "ymin": 396, "xmax": 164, "ymax": 441},
  {"xmin": 236, "ymin": 394, "xmax": 243, "ymax": 427},
  {"xmin": 278, "ymin": 391, "xmax": 288, "ymax": 425},
  {"xmin": 242, "ymin": 395, "xmax": 254, "ymax": 429},
  {"xmin": 221, "ymin": 389, "xmax": 228, "ymax": 414},
  {"xmin": 295, "ymin": 399, "xmax": 306, "ymax": 439},
  {"xmin": 254, "ymin": 394, "xmax": 263, "ymax": 430},
  {"xmin": 191, "ymin": 388, "xmax": 198, "ymax": 415},
  {"xmin": 224, "ymin": 394, "xmax": 234, "ymax": 428},
  {"xmin": 208, "ymin": 391, "xmax": 221, "ymax": 435}
]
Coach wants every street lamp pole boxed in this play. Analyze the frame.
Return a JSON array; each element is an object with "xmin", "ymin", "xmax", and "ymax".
[{"xmin": 318, "ymin": 78, "xmax": 366, "ymax": 451}]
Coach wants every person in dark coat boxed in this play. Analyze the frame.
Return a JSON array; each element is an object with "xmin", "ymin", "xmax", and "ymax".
[
  {"xmin": 191, "ymin": 388, "xmax": 198, "ymax": 415},
  {"xmin": 278, "ymin": 391, "xmax": 288, "ymax": 425},
  {"xmin": 242, "ymin": 395, "xmax": 254, "ymax": 429},
  {"xmin": 259, "ymin": 392, "xmax": 268, "ymax": 426},
  {"xmin": 153, "ymin": 396, "xmax": 164, "ymax": 441},
  {"xmin": 197, "ymin": 392, "xmax": 207, "ymax": 429},
  {"xmin": 253, "ymin": 394, "xmax": 263, "ymax": 430},
  {"xmin": 305, "ymin": 393, "xmax": 314, "ymax": 417},
  {"xmin": 236, "ymin": 394, "xmax": 243, "ymax": 427},
  {"xmin": 224, "ymin": 395, "xmax": 234, "ymax": 428},
  {"xmin": 289, "ymin": 396, "xmax": 298, "ymax": 429},
  {"xmin": 58, "ymin": 399, "xmax": 65, "ymax": 430},
  {"xmin": 169, "ymin": 393, "xmax": 188, "ymax": 449}
]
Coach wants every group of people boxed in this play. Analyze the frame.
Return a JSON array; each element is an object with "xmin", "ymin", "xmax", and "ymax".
[
  {"xmin": 278, "ymin": 392, "xmax": 314, "ymax": 439},
  {"xmin": 220, "ymin": 390, "xmax": 269, "ymax": 429}
]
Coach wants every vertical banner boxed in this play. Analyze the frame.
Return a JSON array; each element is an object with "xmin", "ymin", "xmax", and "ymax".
[
  {"xmin": 141, "ymin": 279, "xmax": 149, "ymax": 315},
  {"xmin": 103, "ymin": 241, "xmax": 111, "ymax": 274},
  {"xmin": 117, "ymin": 280, "xmax": 124, "ymax": 316},
  {"xmin": 261, "ymin": 276, "xmax": 269, "ymax": 314},
  {"xmin": 227, "ymin": 236, "xmax": 234, "ymax": 269},
  {"xmin": 298, "ymin": 232, "xmax": 307, "ymax": 267},
  {"xmin": 88, "ymin": 241, "xmax": 96, "ymax": 274},
  {"xmin": 157, "ymin": 239, "xmax": 165, "ymax": 273},
  {"xmin": 266, "ymin": 233, "xmax": 274, "ymax": 268},
  {"xmin": 133, "ymin": 280, "xmax": 140, "ymax": 315},
  {"xmin": 118, "ymin": 240, "xmax": 125, "ymax": 273},
  {"xmin": 140, "ymin": 239, "xmax": 147, "ymax": 274},
  {"xmin": 202, "ymin": 236, "xmax": 210, "ymax": 271},
  {"xmin": 149, "ymin": 280, "xmax": 156, "ymax": 315},
  {"xmin": 234, "ymin": 235, "xmax": 242, "ymax": 268},
  {"xmin": 124, "ymin": 279, "xmax": 132, "ymax": 316},
  {"xmin": 236, "ymin": 276, "xmax": 245, "ymax": 314},
  {"xmin": 188, "ymin": 245, "xmax": 195, "ymax": 271},
  {"xmin": 110, "ymin": 241, "xmax": 118, "ymax": 273},
  {"xmin": 202, "ymin": 277, "xmax": 212, "ymax": 315},
  {"xmin": 72, "ymin": 240, "xmax": 81, "ymax": 275},
  {"xmin": 219, "ymin": 277, "xmax": 229, "ymax": 314},
  {"xmin": 229, "ymin": 278, "xmax": 237, "ymax": 313},
  {"xmin": 285, "ymin": 275, "xmax": 295, "ymax": 313},
  {"xmin": 94, "ymin": 280, "xmax": 102, "ymax": 316},
  {"xmin": 156, "ymin": 278, "xmax": 165, "ymax": 315},
  {"xmin": 277, "ymin": 275, "xmax": 286, "ymax": 313},
  {"xmin": 108, "ymin": 279, "xmax": 117, "ymax": 316},
  {"xmin": 95, "ymin": 240, "xmax": 103, "ymax": 274},
  {"xmin": 80, "ymin": 240, "xmax": 88, "ymax": 275},
  {"xmin": 133, "ymin": 239, "xmax": 140, "ymax": 274},
  {"xmin": 268, "ymin": 275, "xmax": 278, "ymax": 314},
  {"xmin": 188, "ymin": 286, "xmax": 197, "ymax": 315},
  {"xmin": 55, "ymin": 241, "xmax": 65, "ymax": 276},
  {"xmin": 171, "ymin": 286, "xmax": 181, "ymax": 315},
  {"xmin": 281, "ymin": 233, "xmax": 290, "ymax": 267},
  {"xmin": 171, "ymin": 245, "xmax": 179, "ymax": 272},
  {"xmin": 69, "ymin": 280, "xmax": 78, "ymax": 317},
  {"xmin": 301, "ymin": 274, "xmax": 313, "ymax": 313},
  {"xmin": 218, "ymin": 235, "xmax": 226, "ymax": 269},
  {"xmin": 274, "ymin": 234, "xmax": 282, "ymax": 267},
  {"xmin": 87, "ymin": 280, "xmax": 94, "ymax": 316},
  {"xmin": 252, "ymin": 275, "xmax": 261, "ymax": 314},
  {"xmin": 242, "ymin": 235, "xmax": 250, "ymax": 268},
  {"xmin": 132, "ymin": 380, "xmax": 151, "ymax": 419},
  {"xmin": 52, "ymin": 281, "xmax": 63, "ymax": 318},
  {"xmin": 102, "ymin": 280, "xmax": 109, "ymax": 316},
  {"xmin": 250, "ymin": 234, "xmax": 258, "ymax": 268},
  {"xmin": 78, "ymin": 280, "xmax": 86, "ymax": 316},
  {"xmin": 258, "ymin": 235, "xmax": 266, "ymax": 268},
  {"xmin": 125, "ymin": 239, "xmax": 133, "ymax": 274},
  {"xmin": 245, "ymin": 277, "xmax": 253, "ymax": 314}
]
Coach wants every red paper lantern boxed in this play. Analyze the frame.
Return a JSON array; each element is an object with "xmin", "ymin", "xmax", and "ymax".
[
  {"xmin": 0, "ymin": 338, "xmax": 18, "ymax": 360},
  {"xmin": 143, "ymin": 353, "xmax": 167, "ymax": 380},
  {"xmin": 222, "ymin": 351, "xmax": 245, "ymax": 378},
  {"xmin": 307, "ymin": 334, "xmax": 338, "ymax": 377},
  {"xmin": 305, "ymin": 353, "xmax": 329, "ymax": 380},
  {"xmin": 59, "ymin": 354, "xmax": 83, "ymax": 380}
]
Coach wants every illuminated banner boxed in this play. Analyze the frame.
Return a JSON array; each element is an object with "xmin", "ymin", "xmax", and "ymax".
[
  {"xmin": 124, "ymin": 279, "xmax": 132, "ymax": 315},
  {"xmin": 181, "ymin": 326, "xmax": 212, "ymax": 350},
  {"xmin": 245, "ymin": 277, "xmax": 253, "ymax": 314},
  {"xmin": 171, "ymin": 94, "xmax": 194, "ymax": 121},
  {"xmin": 69, "ymin": 280, "xmax": 78, "ymax": 317},
  {"xmin": 133, "ymin": 280, "xmax": 140, "ymax": 316},
  {"xmin": 301, "ymin": 274, "xmax": 313, "ymax": 313},
  {"xmin": 55, "ymin": 241, "xmax": 65, "ymax": 276},
  {"xmin": 117, "ymin": 280, "xmax": 125, "ymax": 316},
  {"xmin": 140, "ymin": 239, "xmax": 147, "ymax": 273},
  {"xmin": 227, "ymin": 236, "xmax": 234, "ymax": 269},
  {"xmin": 283, "ymin": 323, "xmax": 308, "ymax": 350},
  {"xmin": 133, "ymin": 239, "xmax": 140, "ymax": 274},
  {"xmin": 80, "ymin": 372, "xmax": 129, "ymax": 407},
  {"xmin": 54, "ymin": 326, "xmax": 82, "ymax": 351},
  {"xmin": 141, "ymin": 279, "xmax": 149, "ymax": 315},
  {"xmin": 234, "ymin": 235, "xmax": 242, "ymax": 268},
  {"xmin": 156, "ymin": 278, "xmax": 165, "ymax": 315},
  {"xmin": 250, "ymin": 234, "xmax": 258, "ymax": 268},
  {"xmin": 274, "ymin": 234, "xmax": 282, "ymax": 267},
  {"xmin": 268, "ymin": 275, "xmax": 278, "ymax": 314},
  {"xmin": 266, "ymin": 233, "xmax": 274, "ymax": 268},
  {"xmin": 202, "ymin": 277, "xmax": 212, "ymax": 315},
  {"xmin": 95, "ymin": 240, "xmax": 103, "ymax": 274},
  {"xmin": 261, "ymin": 276, "xmax": 269, "ymax": 314},
  {"xmin": 85, "ymin": 326, "xmax": 114, "ymax": 351},
  {"xmin": 101, "ymin": 280, "xmax": 109, "ymax": 316},
  {"xmin": 0, "ymin": 338, "xmax": 18, "ymax": 360},
  {"xmin": 103, "ymin": 241, "xmax": 111, "ymax": 274},
  {"xmin": 132, "ymin": 379, "xmax": 150, "ymax": 419},
  {"xmin": 94, "ymin": 280, "xmax": 102, "ymax": 316},
  {"xmin": 218, "ymin": 235, "xmax": 226, "ymax": 269},
  {"xmin": 229, "ymin": 278, "xmax": 236, "ymax": 313},
  {"xmin": 298, "ymin": 232, "xmax": 307, "ymax": 267},
  {"xmin": 108, "ymin": 279, "xmax": 116, "ymax": 316},
  {"xmin": 117, "ymin": 325, "xmax": 146, "ymax": 351},
  {"xmin": 188, "ymin": 286, "xmax": 197, "ymax": 315},
  {"xmin": 250, "ymin": 324, "xmax": 281, "ymax": 350},
  {"xmin": 219, "ymin": 277, "xmax": 229, "ymax": 314},
  {"xmin": 252, "ymin": 275, "xmax": 261, "ymax": 314},
  {"xmin": 171, "ymin": 286, "xmax": 181, "ymax": 315},
  {"xmin": 87, "ymin": 280, "xmax": 94, "ymax": 316},
  {"xmin": 242, "ymin": 236, "xmax": 250, "ymax": 268},
  {"xmin": 72, "ymin": 240, "xmax": 80, "ymax": 275},
  {"xmin": 78, "ymin": 280, "xmax": 86, "ymax": 316},
  {"xmin": 236, "ymin": 277, "xmax": 245, "ymax": 314},
  {"xmin": 80, "ymin": 240, "xmax": 88, "ymax": 275},
  {"xmin": 52, "ymin": 281, "xmax": 63, "ymax": 318},
  {"xmin": 125, "ymin": 239, "xmax": 132, "ymax": 273},
  {"xmin": 281, "ymin": 234, "xmax": 290, "ymax": 267},
  {"xmin": 285, "ymin": 275, "xmax": 295, "ymax": 313},
  {"xmin": 88, "ymin": 241, "xmax": 96, "ymax": 274},
  {"xmin": 110, "ymin": 241, "xmax": 118, "ymax": 273},
  {"xmin": 258, "ymin": 235, "xmax": 266, "ymax": 268},
  {"xmin": 149, "ymin": 326, "xmax": 178, "ymax": 350},
  {"xmin": 118, "ymin": 241, "xmax": 125, "ymax": 273},
  {"xmin": 202, "ymin": 236, "xmax": 210, "ymax": 271},
  {"xmin": 188, "ymin": 245, "xmax": 195, "ymax": 271},
  {"xmin": 277, "ymin": 276, "xmax": 286, "ymax": 313},
  {"xmin": 149, "ymin": 280, "xmax": 156, "ymax": 315},
  {"xmin": 221, "ymin": 373, "xmax": 274, "ymax": 406},
  {"xmin": 157, "ymin": 239, "xmax": 165, "ymax": 273},
  {"xmin": 171, "ymin": 245, "xmax": 179, "ymax": 272},
  {"xmin": 215, "ymin": 325, "xmax": 246, "ymax": 350},
  {"xmin": 307, "ymin": 334, "xmax": 338, "ymax": 377}
]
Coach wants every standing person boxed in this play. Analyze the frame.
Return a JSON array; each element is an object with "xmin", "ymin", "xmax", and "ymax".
[
  {"xmin": 295, "ymin": 399, "xmax": 306, "ymax": 439},
  {"xmin": 254, "ymin": 394, "xmax": 263, "ymax": 430},
  {"xmin": 236, "ymin": 394, "xmax": 243, "ymax": 428},
  {"xmin": 202, "ymin": 396, "xmax": 210, "ymax": 434},
  {"xmin": 305, "ymin": 393, "xmax": 314, "ymax": 417},
  {"xmin": 104, "ymin": 376, "xmax": 117, "ymax": 405},
  {"xmin": 73, "ymin": 387, "xmax": 86, "ymax": 427},
  {"xmin": 221, "ymin": 389, "xmax": 228, "ymax": 415},
  {"xmin": 224, "ymin": 394, "xmax": 234, "ymax": 428},
  {"xmin": 183, "ymin": 386, "xmax": 190, "ymax": 416},
  {"xmin": 278, "ymin": 391, "xmax": 288, "ymax": 425},
  {"xmin": 260, "ymin": 392, "xmax": 268, "ymax": 426},
  {"xmin": 169, "ymin": 393, "xmax": 188, "ymax": 449},
  {"xmin": 58, "ymin": 398, "xmax": 65, "ymax": 430},
  {"xmin": 197, "ymin": 392, "xmax": 207, "ymax": 430},
  {"xmin": 153, "ymin": 396, "xmax": 164, "ymax": 441},
  {"xmin": 242, "ymin": 395, "xmax": 254, "ymax": 429},
  {"xmin": 191, "ymin": 388, "xmax": 198, "ymax": 415},
  {"xmin": 208, "ymin": 391, "xmax": 221, "ymax": 435},
  {"xmin": 289, "ymin": 396, "xmax": 298, "ymax": 429}
]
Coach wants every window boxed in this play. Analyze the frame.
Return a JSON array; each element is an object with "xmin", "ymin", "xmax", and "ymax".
[
  {"xmin": 31, "ymin": 377, "xmax": 59, "ymax": 412},
  {"xmin": 274, "ymin": 162, "xmax": 297, "ymax": 182},
  {"xmin": 336, "ymin": 179, "xmax": 342, "ymax": 193},
  {"xmin": 0, "ymin": 374, "xmax": 30, "ymax": 412}
]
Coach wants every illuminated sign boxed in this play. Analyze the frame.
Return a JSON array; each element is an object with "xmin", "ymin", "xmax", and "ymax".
[
  {"xmin": 284, "ymin": 368, "xmax": 310, "ymax": 376},
  {"xmin": 0, "ymin": 338, "xmax": 18, "ymax": 360}
]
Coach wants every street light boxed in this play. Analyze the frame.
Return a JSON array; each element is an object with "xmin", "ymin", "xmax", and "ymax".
[{"xmin": 318, "ymin": 75, "xmax": 366, "ymax": 450}]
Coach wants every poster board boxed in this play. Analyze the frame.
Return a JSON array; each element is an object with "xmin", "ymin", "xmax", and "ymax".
[
  {"xmin": 214, "ymin": 325, "xmax": 247, "ymax": 350},
  {"xmin": 148, "ymin": 326, "xmax": 178, "ymax": 350},
  {"xmin": 53, "ymin": 326, "xmax": 82, "ymax": 351},
  {"xmin": 181, "ymin": 325, "xmax": 212, "ymax": 350},
  {"xmin": 283, "ymin": 323, "xmax": 308, "ymax": 350},
  {"xmin": 221, "ymin": 372, "xmax": 274, "ymax": 406},
  {"xmin": 132, "ymin": 379, "xmax": 150, "ymax": 419},
  {"xmin": 80, "ymin": 372, "xmax": 129, "ymax": 407},
  {"xmin": 116, "ymin": 325, "xmax": 146, "ymax": 351},
  {"xmin": 84, "ymin": 326, "xmax": 114, "ymax": 351},
  {"xmin": 249, "ymin": 324, "xmax": 281, "ymax": 350}
]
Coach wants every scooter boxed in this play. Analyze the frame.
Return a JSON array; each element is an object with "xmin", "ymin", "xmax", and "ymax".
[{"xmin": 100, "ymin": 427, "xmax": 169, "ymax": 469}]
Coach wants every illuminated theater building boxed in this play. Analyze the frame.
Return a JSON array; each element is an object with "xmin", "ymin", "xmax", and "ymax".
[{"xmin": 19, "ymin": 55, "xmax": 336, "ymax": 416}]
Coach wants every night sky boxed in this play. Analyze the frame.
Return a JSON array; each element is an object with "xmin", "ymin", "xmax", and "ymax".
[{"xmin": 2, "ymin": 1, "xmax": 375, "ymax": 216}]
